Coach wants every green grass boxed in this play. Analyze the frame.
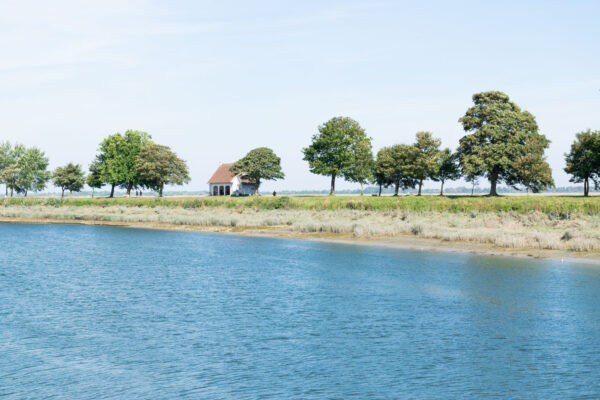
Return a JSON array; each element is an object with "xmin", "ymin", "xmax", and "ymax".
[{"xmin": 2, "ymin": 195, "xmax": 600, "ymax": 216}]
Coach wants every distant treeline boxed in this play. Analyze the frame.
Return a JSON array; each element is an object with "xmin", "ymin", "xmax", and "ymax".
[
  {"xmin": 0, "ymin": 131, "xmax": 189, "ymax": 198},
  {"xmin": 301, "ymin": 91, "xmax": 600, "ymax": 197},
  {"xmin": 1, "ymin": 91, "xmax": 599, "ymax": 198}
]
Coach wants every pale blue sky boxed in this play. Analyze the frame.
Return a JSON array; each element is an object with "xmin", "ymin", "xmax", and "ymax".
[{"xmin": 2, "ymin": 0, "xmax": 599, "ymax": 192}]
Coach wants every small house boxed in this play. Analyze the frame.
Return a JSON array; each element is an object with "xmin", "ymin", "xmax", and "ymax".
[{"xmin": 207, "ymin": 163, "xmax": 256, "ymax": 196}]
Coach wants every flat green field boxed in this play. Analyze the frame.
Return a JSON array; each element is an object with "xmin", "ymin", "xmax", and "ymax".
[{"xmin": 2, "ymin": 195, "xmax": 600, "ymax": 216}]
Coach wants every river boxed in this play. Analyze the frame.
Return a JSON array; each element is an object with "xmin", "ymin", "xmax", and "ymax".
[{"xmin": 1, "ymin": 223, "xmax": 599, "ymax": 398}]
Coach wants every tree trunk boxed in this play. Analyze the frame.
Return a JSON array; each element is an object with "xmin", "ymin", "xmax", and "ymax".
[
  {"xmin": 109, "ymin": 183, "xmax": 115, "ymax": 198},
  {"xmin": 440, "ymin": 180, "xmax": 444, "ymax": 196},
  {"xmin": 329, "ymin": 174, "xmax": 336, "ymax": 196},
  {"xmin": 417, "ymin": 179, "xmax": 423, "ymax": 196},
  {"xmin": 255, "ymin": 180, "xmax": 260, "ymax": 196},
  {"xmin": 92, "ymin": 188, "xmax": 95, "ymax": 199},
  {"xmin": 24, "ymin": 189, "xmax": 28, "ymax": 197},
  {"xmin": 61, "ymin": 189, "xmax": 64, "ymax": 199},
  {"xmin": 394, "ymin": 181, "xmax": 399, "ymax": 196},
  {"xmin": 584, "ymin": 178, "xmax": 589, "ymax": 197},
  {"xmin": 471, "ymin": 182, "xmax": 474, "ymax": 196},
  {"xmin": 126, "ymin": 182, "xmax": 133, "ymax": 197},
  {"xmin": 360, "ymin": 182, "xmax": 364, "ymax": 196},
  {"xmin": 69, "ymin": 190, "xmax": 73, "ymax": 197},
  {"xmin": 489, "ymin": 173, "xmax": 498, "ymax": 196},
  {"xmin": 378, "ymin": 184, "xmax": 382, "ymax": 197},
  {"xmin": 159, "ymin": 183, "xmax": 164, "ymax": 197},
  {"xmin": 10, "ymin": 186, "xmax": 13, "ymax": 198}
]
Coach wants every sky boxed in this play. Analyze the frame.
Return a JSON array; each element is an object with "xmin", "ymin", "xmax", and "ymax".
[{"xmin": 2, "ymin": 0, "xmax": 599, "ymax": 192}]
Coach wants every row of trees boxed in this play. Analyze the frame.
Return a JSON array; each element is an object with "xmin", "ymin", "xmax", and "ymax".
[
  {"xmin": 0, "ymin": 143, "xmax": 50, "ymax": 197},
  {"xmin": 303, "ymin": 91, "xmax": 557, "ymax": 196},
  {"xmin": 0, "ymin": 131, "xmax": 190, "ymax": 198},
  {"xmin": 87, "ymin": 130, "xmax": 189, "ymax": 197}
]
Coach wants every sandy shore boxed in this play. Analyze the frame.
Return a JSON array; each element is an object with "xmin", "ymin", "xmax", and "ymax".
[{"xmin": 2, "ymin": 216, "xmax": 599, "ymax": 266}]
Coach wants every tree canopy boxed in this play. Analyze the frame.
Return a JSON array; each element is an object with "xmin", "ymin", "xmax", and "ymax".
[
  {"xmin": 302, "ymin": 116, "xmax": 371, "ymax": 195},
  {"xmin": 91, "ymin": 130, "xmax": 152, "ymax": 197},
  {"xmin": 136, "ymin": 143, "xmax": 190, "ymax": 197},
  {"xmin": 52, "ymin": 163, "xmax": 86, "ymax": 198},
  {"xmin": 431, "ymin": 148, "xmax": 461, "ymax": 196},
  {"xmin": 404, "ymin": 132, "xmax": 441, "ymax": 196},
  {"xmin": 375, "ymin": 145, "xmax": 418, "ymax": 195},
  {"xmin": 457, "ymin": 91, "xmax": 552, "ymax": 196},
  {"xmin": 0, "ymin": 143, "xmax": 49, "ymax": 197},
  {"xmin": 230, "ymin": 147, "xmax": 284, "ymax": 195},
  {"xmin": 564, "ymin": 130, "xmax": 600, "ymax": 197},
  {"xmin": 345, "ymin": 136, "xmax": 374, "ymax": 195}
]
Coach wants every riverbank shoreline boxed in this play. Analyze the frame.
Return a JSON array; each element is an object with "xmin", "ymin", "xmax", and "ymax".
[{"xmin": 2, "ymin": 215, "xmax": 599, "ymax": 266}]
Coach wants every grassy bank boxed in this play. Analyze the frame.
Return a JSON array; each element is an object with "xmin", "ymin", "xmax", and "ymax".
[
  {"xmin": 1, "ymin": 204, "xmax": 600, "ymax": 254},
  {"xmin": 2, "ymin": 195, "xmax": 600, "ymax": 216}
]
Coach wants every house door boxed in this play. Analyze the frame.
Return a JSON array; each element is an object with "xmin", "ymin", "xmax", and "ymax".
[
  {"xmin": 213, "ymin": 186, "xmax": 218, "ymax": 196},
  {"xmin": 219, "ymin": 186, "xmax": 224, "ymax": 196},
  {"xmin": 225, "ymin": 186, "xmax": 230, "ymax": 196}
]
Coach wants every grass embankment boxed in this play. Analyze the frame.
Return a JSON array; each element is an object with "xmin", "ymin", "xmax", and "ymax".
[
  {"xmin": 2, "ymin": 195, "xmax": 600, "ymax": 216},
  {"xmin": 2, "ymin": 195, "xmax": 600, "ymax": 257}
]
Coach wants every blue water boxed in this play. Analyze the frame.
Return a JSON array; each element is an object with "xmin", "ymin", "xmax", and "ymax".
[{"xmin": 1, "ymin": 224, "xmax": 600, "ymax": 399}]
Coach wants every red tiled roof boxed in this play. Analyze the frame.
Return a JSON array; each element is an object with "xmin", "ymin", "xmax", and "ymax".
[{"xmin": 208, "ymin": 163, "xmax": 235, "ymax": 183}]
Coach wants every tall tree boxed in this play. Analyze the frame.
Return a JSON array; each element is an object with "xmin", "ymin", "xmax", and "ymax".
[
  {"xmin": 372, "ymin": 155, "xmax": 390, "ymax": 197},
  {"xmin": 86, "ymin": 160, "xmax": 104, "ymax": 198},
  {"xmin": 564, "ymin": 130, "xmax": 600, "ymax": 197},
  {"xmin": 404, "ymin": 132, "xmax": 441, "ymax": 196},
  {"xmin": 92, "ymin": 130, "xmax": 152, "ymax": 197},
  {"xmin": 136, "ymin": 143, "xmax": 190, "ymax": 197},
  {"xmin": 1, "ymin": 164, "xmax": 20, "ymax": 198},
  {"xmin": 121, "ymin": 130, "xmax": 152, "ymax": 196},
  {"xmin": 345, "ymin": 137, "xmax": 374, "ymax": 195},
  {"xmin": 431, "ymin": 149, "xmax": 461, "ymax": 196},
  {"xmin": 230, "ymin": 147, "xmax": 284, "ymax": 195},
  {"xmin": 0, "ymin": 142, "xmax": 14, "ymax": 196},
  {"xmin": 457, "ymin": 91, "xmax": 551, "ymax": 196},
  {"xmin": 16, "ymin": 147, "xmax": 50, "ymax": 196},
  {"xmin": 302, "ymin": 117, "xmax": 371, "ymax": 195},
  {"xmin": 513, "ymin": 136, "xmax": 554, "ymax": 193},
  {"xmin": 1, "ymin": 143, "xmax": 25, "ymax": 197},
  {"xmin": 53, "ymin": 163, "xmax": 86, "ymax": 198},
  {"xmin": 376, "ymin": 145, "xmax": 418, "ymax": 196}
]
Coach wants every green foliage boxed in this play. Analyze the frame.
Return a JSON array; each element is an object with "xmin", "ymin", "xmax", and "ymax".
[
  {"xmin": 230, "ymin": 147, "xmax": 284, "ymax": 195},
  {"xmin": 53, "ymin": 163, "xmax": 86, "ymax": 198},
  {"xmin": 86, "ymin": 160, "xmax": 104, "ymax": 189},
  {"xmin": 513, "ymin": 136, "xmax": 555, "ymax": 193},
  {"xmin": 457, "ymin": 91, "xmax": 551, "ymax": 195},
  {"xmin": 18, "ymin": 147, "xmax": 50, "ymax": 195},
  {"xmin": 91, "ymin": 130, "xmax": 152, "ymax": 197},
  {"xmin": 302, "ymin": 116, "xmax": 372, "ymax": 195},
  {"xmin": 375, "ymin": 145, "xmax": 419, "ymax": 195},
  {"xmin": 404, "ymin": 132, "xmax": 441, "ymax": 195},
  {"xmin": 344, "ymin": 137, "xmax": 374, "ymax": 195},
  {"xmin": 0, "ymin": 143, "xmax": 49, "ymax": 197},
  {"xmin": 136, "ymin": 143, "xmax": 190, "ymax": 196},
  {"xmin": 432, "ymin": 149, "xmax": 461, "ymax": 195},
  {"xmin": 564, "ymin": 130, "xmax": 600, "ymax": 197}
]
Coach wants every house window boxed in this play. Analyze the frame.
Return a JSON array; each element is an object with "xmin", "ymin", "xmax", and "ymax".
[
  {"xmin": 225, "ymin": 186, "xmax": 230, "ymax": 195},
  {"xmin": 213, "ymin": 186, "xmax": 218, "ymax": 196},
  {"xmin": 219, "ymin": 186, "xmax": 224, "ymax": 196}
]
